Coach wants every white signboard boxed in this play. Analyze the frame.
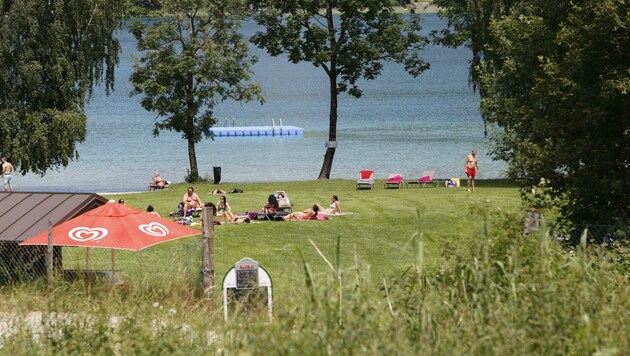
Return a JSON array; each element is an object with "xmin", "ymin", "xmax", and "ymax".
[{"xmin": 222, "ymin": 257, "xmax": 272, "ymax": 321}]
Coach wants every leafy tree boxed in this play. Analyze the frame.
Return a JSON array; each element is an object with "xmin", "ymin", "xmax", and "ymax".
[
  {"xmin": 130, "ymin": 0, "xmax": 263, "ymax": 182},
  {"xmin": 0, "ymin": 0, "xmax": 126, "ymax": 175},
  {"xmin": 250, "ymin": 0, "xmax": 429, "ymax": 179},
  {"xmin": 478, "ymin": 0, "xmax": 630, "ymax": 224}
]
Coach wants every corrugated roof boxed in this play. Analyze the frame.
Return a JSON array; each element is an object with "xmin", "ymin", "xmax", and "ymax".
[{"xmin": 0, "ymin": 192, "xmax": 108, "ymax": 242}]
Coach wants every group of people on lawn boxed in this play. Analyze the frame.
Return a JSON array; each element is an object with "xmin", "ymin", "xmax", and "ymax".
[{"xmin": 172, "ymin": 186, "xmax": 342, "ymax": 224}]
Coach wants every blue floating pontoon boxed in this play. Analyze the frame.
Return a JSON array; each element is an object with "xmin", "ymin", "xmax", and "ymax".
[{"xmin": 211, "ymin": 125, "xmax": 304, "ymax": 137}]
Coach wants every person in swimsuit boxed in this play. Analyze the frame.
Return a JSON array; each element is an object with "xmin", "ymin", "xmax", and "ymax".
[
  {"xmin": 264, "ymin": 194, "xmax": 279, "ymax": 213},
  {"xmin": 149, "ymin": 172, "xmax": 166, "ymax": 190},
  {"xmin": 147, "ymin": 205, "xmax": 160, "ymax": 217},
  {"xmin": 465, "ymin": 149, "xmax": 480, "ymax": 191},
  {"xmin": 216, "ymin": 195, "xmax": 241, "ymax": 222},
  {"xmin": 317, "ymin": 195, "xmax": 342, "ymax": 215},
  {"xmin": 285, "ymin": 205, "xmax": 319, "ymax": 221},
  {"xmin": 213, "ymin": 197, "xmax": 250, "ymax": 223},
  {"xmin": 2, "ymin": 157, "xmax": 13, "ymax": 192},
  {"xmin": 182, "ymin": 187, "xmax": 202, "ymax": 214}
]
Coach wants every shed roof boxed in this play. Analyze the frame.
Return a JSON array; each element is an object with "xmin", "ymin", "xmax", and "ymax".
[{"xmin": 0, "ymin": 192, "xmax": 108, "ymax": 242}]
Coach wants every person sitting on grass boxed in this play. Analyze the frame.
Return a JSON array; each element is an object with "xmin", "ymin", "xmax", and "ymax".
[
  {"xmin": 147, "ymin": 205, "xmax": 160, "ymax": 217},
  {"xmin": 182, "ymin": 187, "xmax": 202, "ymax": 216},
  {"xmin": 284, "ymin": 205, "xmax": 319, "ymax": 221},
  {"xmin": 205, "ymin": 198, "xmax": 250, "ymax": 224},
  {"xmin": 316, "ymin": 195, "xmax": 342, "ymax": 215},
  {"xmin": 216, "ymin": 195, "xmax": 249, "ymax": 223}
]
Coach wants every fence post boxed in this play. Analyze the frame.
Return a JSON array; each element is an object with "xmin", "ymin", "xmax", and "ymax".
[
  {"xmin": 47, "ymin": 219, "xmax": 53, "ymax": 288},
  {"xmin": 201, "ymin": 204, "xmax": 215, "ymax": 301}
]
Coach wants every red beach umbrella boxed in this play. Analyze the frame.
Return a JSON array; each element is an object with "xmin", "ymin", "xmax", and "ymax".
[{"xmin": 20, "ymin": 201, "xmax": 200, "ymax": 251}]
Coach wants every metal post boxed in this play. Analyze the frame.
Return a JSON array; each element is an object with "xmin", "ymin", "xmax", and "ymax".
[
  {"xmin": 201, "ymin": 204, "xmax": 215, "ymax": 301},
  {"xmin": 47, "ymin": 219, "xmax": 53, "ymax": 288}
]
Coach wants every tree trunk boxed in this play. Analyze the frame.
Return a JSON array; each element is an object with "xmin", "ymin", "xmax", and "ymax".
[
  {"xmin": 188, "ymin": 138, "xmax": 199, "ymax": 179},
  {"xmin": 319, "ymin": 5, "xmax": 338, "ymax": 180},
  {"xmin": 318, "ymin": 73, "xmax": 338, "ymax": 179}
]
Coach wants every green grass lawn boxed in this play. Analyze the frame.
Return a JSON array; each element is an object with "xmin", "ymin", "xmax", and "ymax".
[
  {"xmin": 63, "ymin": 178, "xmax": 522, "ymax": 298},
  {"xmin": 3, "ymin": 179, "xmax": 628, "ymax": 354}
]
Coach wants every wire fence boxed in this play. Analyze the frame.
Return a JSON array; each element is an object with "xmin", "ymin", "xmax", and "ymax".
[
  {"xmin": 0, "ymin": 238, "xmax": 205, "ymax": 286},
  {"xmin": 554, "ymin": 224, "xmax": 630, "ymax": 246},
  {"xmin": 1, "ymin": 222, "xmax": 627, "ymax": 286}
]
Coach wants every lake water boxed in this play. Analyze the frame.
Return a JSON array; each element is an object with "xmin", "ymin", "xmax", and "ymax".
[{"xmin": 16, "ymin": 14, "xmax": 506, "ymax": 193}]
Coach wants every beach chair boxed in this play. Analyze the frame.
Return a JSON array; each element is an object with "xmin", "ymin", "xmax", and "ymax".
[
  {"xmin": 169, "ymin": 202, "xmax": 202, "ymax": 218},
  {"xmin": 149, "ymin": 180, "xmax": 170, "ymax": 191},
  {"xmin": 275, "ymin": 191, "xmax": 292, "ymax": 213},
  {"xmin": 384, "ymin": 174, "xmax": 404, "ymax": 189},
  {"xmin": 407, "ymin": 171, "xmax": 437, "ymax": 188},
  {"xmin": 356, "ymin": 170, "xmax": 375, "ymax": 190}
]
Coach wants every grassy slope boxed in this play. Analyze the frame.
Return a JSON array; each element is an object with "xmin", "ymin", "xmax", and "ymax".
[
  {"xmin": 77, "ymin": 179, "xmax": 522, "ymax": 299},
  {"xmin": 4, "ymin": 180, "xmax": 628, "ymax": 354}
]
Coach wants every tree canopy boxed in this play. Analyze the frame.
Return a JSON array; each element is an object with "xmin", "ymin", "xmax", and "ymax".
[
  {"xmin": 130, "ymin": 0, "xmax": 263, "ymax": 182},
  {"xmin": 0, "ymin": 0, "xmax": 126, "ymax": 175},
  {"xmin": 250, "ymin": 0, "xmax": 430, "ymax": 179},
  {"xmin": 435, "ymin": 0, "xmax": 630, "ymax": 224},
  {"xmin": 478, "ymin": 0, "xmax": 630, "ymax": 224}
]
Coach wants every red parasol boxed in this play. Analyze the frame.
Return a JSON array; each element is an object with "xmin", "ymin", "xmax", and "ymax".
[{"xmin": 20, "ymin": 201, "xmax": 200, "ymax": 251}]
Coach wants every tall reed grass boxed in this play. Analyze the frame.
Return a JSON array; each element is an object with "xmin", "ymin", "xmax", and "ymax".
[{"xmin": 1, "ymin": 206, "xmax": 627, "ymax": 354}]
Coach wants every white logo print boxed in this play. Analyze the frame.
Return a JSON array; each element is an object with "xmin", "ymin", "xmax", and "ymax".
[
  {"xmin": 69, "ymin": 227, "xmax": 108, "ymax": 242},
  {"xmin": 138, "ymin": 222, "xmax": 169, "ymax": 237}
]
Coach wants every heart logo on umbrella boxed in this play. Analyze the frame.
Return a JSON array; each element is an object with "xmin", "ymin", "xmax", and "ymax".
[
  {"xmin": 69, "ymin": 227, "xmax": 108, "ymax": 242},
  {"xmin": 138, "ymin": 222, "xmax": 169, "ymax": 237}
]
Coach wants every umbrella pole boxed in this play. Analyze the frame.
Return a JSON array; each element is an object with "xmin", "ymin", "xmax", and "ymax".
[
  {"xmin": 111, "ymin": 249, "xmax": 116, "ymax": 285},
  {"xmin": 85, "ymin": 247, "xmax": 91, "ymax": 269}
]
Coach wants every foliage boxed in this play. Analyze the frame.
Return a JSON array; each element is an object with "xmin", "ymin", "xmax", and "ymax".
[
  {"xmin": 0, "ymin": 0, "xmax": 126, "ymax": 175},
  {"xmin": 249, "ymin": 0, "xmax": 430, "ymax": 179},
  {"xmin": 433, "ymin": 0, "xmax": 630, "ymax": 224},
  {"xmin": 477, "ymin": 0, "xmax": 630, "ymax": 224},
  {"xmin": 130, "ymin": 0, "xmax": 263, "ymax": 182}
]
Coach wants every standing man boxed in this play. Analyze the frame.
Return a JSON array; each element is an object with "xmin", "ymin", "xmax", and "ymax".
[
  {"xmin": 465, "ymin": 149, "xmax": 479, "ymax": 192},
  {"xmin": 2, "ymin": 157, "xmax": 14, "ymax": 191}
]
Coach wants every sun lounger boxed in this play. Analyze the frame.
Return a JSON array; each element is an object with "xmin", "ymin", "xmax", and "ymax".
[
  {"xmin": 356, "ymin": 170, "xmax": 375, "ymax": 190},
  {"xmin": 384, "ymin": 174, "xmax": 404, "ymax": 189},
  {"xmin": 407, "ymin": 171, "xmax": 438, "ymax": 188}
]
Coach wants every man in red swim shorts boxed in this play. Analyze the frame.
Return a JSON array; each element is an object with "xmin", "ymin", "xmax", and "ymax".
[{"xmin": 465, "ymin": 149, "xmax": 480, "ymax": 191}]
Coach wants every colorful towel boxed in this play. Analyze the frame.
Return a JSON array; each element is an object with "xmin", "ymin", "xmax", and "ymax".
[{"xmin": 387, "ymin": 175, "xmax": 403, "ymax": 183}]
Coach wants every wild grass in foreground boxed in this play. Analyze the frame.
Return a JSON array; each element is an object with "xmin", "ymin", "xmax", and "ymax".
[{"xmin": 0, "ymin": 204, "xmax": 627, "ymax": 354}]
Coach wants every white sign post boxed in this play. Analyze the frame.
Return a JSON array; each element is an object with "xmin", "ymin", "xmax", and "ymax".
[{"xmin": 222, "ymin": 257, "xmax": 272, "ymax": 321}]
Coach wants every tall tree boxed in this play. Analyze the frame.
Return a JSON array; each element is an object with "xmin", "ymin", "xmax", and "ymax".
[
  {"xmin": 0, "ymin": 0, "xmax": 126, "ymax": 175},
  {"xmin": 478, "ymin": 0, "xmax": 630, "ymax": 224},
  {"xmin": 130, "ymin": 0, "xmax": 263, "ymax": 182},
  {"xmin": 250, "ymin": 0, "xmax": 429, "ymax": 179}
]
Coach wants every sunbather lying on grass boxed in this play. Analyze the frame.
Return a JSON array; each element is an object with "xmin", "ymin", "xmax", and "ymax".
[{"xmin": 284, "ymin": 205, "xmax": 319, "ymax": 221}]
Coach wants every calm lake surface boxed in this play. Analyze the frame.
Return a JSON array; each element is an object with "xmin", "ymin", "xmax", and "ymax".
[{"xmin": 17, "ymin": 14, "xmax": 506, "ymax": 193}]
